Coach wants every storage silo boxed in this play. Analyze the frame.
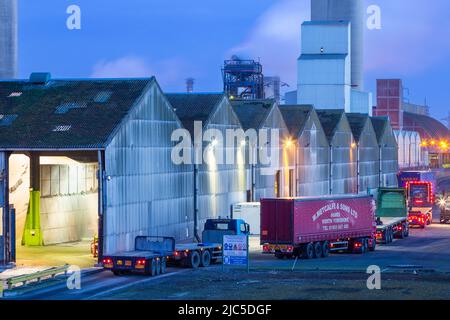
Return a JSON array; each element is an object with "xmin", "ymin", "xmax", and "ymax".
[
  {"xmin": 311, "ymin": 0, "xmax": 364, "ymax": 90},
  {"xmin": 0, "ymin": 0, "xmax": 17, "ymax": 79}
]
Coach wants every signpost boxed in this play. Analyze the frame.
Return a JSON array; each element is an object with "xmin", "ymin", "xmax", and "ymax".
[{"xmin": 222, "ymin": 234, "xmax": 249, "ymax": 273}]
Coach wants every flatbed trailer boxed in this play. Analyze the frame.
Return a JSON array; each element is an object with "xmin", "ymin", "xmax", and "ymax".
[
  {"xmin": 376, "ymin": 217, "xmax": 409, "ymax": 244},
  {"xmin": 103, "ymin": 236, "xmax": 174, "ymax": 276}
]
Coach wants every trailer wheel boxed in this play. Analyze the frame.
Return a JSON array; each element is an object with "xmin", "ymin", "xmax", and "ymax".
[
  {"xmin": 200, "ymin": 250, "xmax": 211, "ymax": 267},
  {"xmin": 313, "ymin": 242, "xmax": 323, "ymax": 258},
  {"xmin": 187, "ymin": 251, "xmax": 201, "ymax": 269},
  {"xmin": 301, "ymin": 243, "xmax": 314, "ymax": 259},
  {"xmin": 369, "ymin": 238, "xmax": 376, "ymax": 252},
  {"xmin": 160, "ymin": 257, "xmax": 167, "ymax": 274},
  {"xmin": 322, "ymin": 241, "xmax": 330, "ymax": 258}
]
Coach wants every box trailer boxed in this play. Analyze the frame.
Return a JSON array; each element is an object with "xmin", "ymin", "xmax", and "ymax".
[
  {"xmin": 370, "ymin": 188, "xmax": 410, "ymax": 244},
  {"xmin": 407, "ymin": 181, "xmax": 434, "ymax": 225},
  {"xmin": 260, "ymin": 195, "xmax": 377, "ymax": 259}
]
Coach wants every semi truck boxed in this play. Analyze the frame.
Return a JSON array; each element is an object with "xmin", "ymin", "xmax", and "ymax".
[
  {"xmin": 369, "ymin": 188, "xmax": 409, "ymax": 244},
  {"xmin": 407, "ymin": 181, "xmax": 434, "ymax": 225},
  {"xmin": 260, "ymin": 195, "xmax": 377, "ymax": 260},
  {"xmin": 102, "ymin": 218, "xmax": 250, "ymax": 276}
]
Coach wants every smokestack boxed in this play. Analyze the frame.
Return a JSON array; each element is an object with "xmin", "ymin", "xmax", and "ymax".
[
  {"xmin": 0, "ymin": 0, "xmax": 18, "ymax": 79},
  {"xmin": 311, "ymin": 0, "xmax": 364, "ymax": 90},
  {"xmin": 186, "ymin": 78, "xmax": 194, "ymax": 93}
]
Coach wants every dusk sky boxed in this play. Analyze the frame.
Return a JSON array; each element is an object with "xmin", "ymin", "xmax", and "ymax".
[{"xmin": 19, "ymin": 0, "xmax": 450, "ymax": 121}]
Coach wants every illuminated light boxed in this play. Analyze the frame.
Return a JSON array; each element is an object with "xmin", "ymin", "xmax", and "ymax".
[
  {"xmin": 430, "ymin": 140, "xmax": 436, "ymax": 146},
  {"xmin": 284, "ymin": 138, "xmax": 294, "ymax": 148},
  {"xmin": 240, "ymin": 140, "xmax": 246, "ymax": 147},
  {"xmin": 229, "ymin": 95, "xmax": 235, "ymax": 100},
  {"xmin": 351, "ymin": 142, "xmax": 357, "ymax": 149}
]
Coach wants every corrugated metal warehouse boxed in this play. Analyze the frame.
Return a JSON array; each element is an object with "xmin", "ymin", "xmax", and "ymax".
[
  {"xmin": 317, "ymin": 109, "xmax": 357, "ymax": 194},
  {"xmin": 230, "ymin": 99, "xmax": 290, "ymax": 200},
  {"xmin": 280, "ymin": 105, "xmax": 330, "ymax": 196},
  {"xmin": 370, "ymin": 116, "xmax": 399, "ymax": 187},
  {"xmin": 0, "ymin": 74, "xmax": 193, "ymax": 266},
  {"xmin": 346, "ymin": 113, "xmax": 379, "ymax": 193},
  {"xmin": 166, "ymin": 93, "xmax": 247, "ymax": 237}
]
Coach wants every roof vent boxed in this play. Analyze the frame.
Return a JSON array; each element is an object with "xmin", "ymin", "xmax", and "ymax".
[
  {"xmin": 29, "ymin": 72, "xmax": 51, "ymax": 85},
  {"xmin": 0, "ymin": 114, "xmax": 18, "ymax": 126},
  {"xmin": 52, "ymin": 125, "xmax": 72, "ymax": 132}
]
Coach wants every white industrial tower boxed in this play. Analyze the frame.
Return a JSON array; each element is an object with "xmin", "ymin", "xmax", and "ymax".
[{"xmin": 0, "ymin": 0, "xmax": 18, "ymax": 79}]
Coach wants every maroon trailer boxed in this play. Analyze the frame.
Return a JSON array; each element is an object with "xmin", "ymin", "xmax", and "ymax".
[{"xmin": 260, "ymin": 195, "xmax": 377, "ymax": 259}]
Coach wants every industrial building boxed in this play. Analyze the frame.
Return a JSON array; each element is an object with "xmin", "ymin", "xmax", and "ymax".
[
  {"xmin": 373, "ymin": 79, "xmax": 449, "ymax": 168},
  {"xmin": 347, "ymin": 113, "xmax": 379, "ymax": 193},
  {"xmin": 222, "ymin": 56, "xmax": 264, "ymax": 100},
  {"xmin": 317, "ymin": 109, "xmax": 357, "ymax": 195},
  {"xmin": 166, "ymin": 93, "xmax": 247, "ymax": 236},
  {"xmin": 231, "ymin": 99, "xmax": 289, "ymax": 199},
  {"xmin": 370, "ymin": 116, "xmax": 399, "ymax": 188},
  {"xmin": 280, "ymin": 105, "xmax": 330, "ymax": 196},
  {"xmin": 0, "ymin": 74, "xmax": 194, "ymax": 266},
  {"xmin": 0, "ymin": 0, "xmax": 17, "ymax": 79}
]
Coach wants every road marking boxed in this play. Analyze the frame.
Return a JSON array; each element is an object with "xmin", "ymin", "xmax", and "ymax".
[{"xmin": 84, "ymin": 269, "xmax": 191, "ymax": 300}]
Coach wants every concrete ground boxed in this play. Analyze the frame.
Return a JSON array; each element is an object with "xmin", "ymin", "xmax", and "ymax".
[{"xmin": 15, "ymin": 240, "xmax": 96, "ymax": 269}]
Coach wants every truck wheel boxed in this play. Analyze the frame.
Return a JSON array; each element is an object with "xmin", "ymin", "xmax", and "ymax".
[
  {"xmin": 200, "ymin": 250, "xmax": 211, "ymax": 267},
  {"xmin": 368, "ymin": 238, "xmax": 376, "ymax": 252},
  {"xmin": 322, "ymin": 241, "xmax": 330, "ymax": 258},
  {"xmin": 301, "ymin": 243, "xmax": 314, "ymax": 259},
  {"xmin": 398, "ymin": 226, "xmax": 405, "ymax": 239},
  {"xmin": 362, "ymin": 238, "xmax": 369, "ymax": 254},
  {"xmin": 188, "ymin": 251, "xmax": 201, "ymax": 269},
  {"xmin": 150, "ymin": 258, "xmax": 157, "ymax": 276},
  {"xmin": 313, "ymin": 242, "xmax": 323, "ymax": 258},
  {"xmin": 155, "ymin": 258, "xmax": 161, "ymax": 276},
  {"xmin": 160, "ymin": 257, "xmax": 167, "ymax": 274}
]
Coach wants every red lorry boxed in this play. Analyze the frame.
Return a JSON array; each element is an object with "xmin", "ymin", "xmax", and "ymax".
[
  {"xmin": 407, "ymin": 181, "xmax": 434, "ymax": 226},
  {"xmin": 260, "ymin": 195, "xmax": 377, "ymax": 259}
]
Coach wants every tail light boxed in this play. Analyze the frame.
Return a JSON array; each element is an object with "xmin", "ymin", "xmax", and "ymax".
[
  {"xmin": 263, "ymin": 245, "xmax": 269, "ymax": 252},
  {"xmin": 287, "ymin": 246, "xmax": 294, "ymax": 253},
  {"xmin": 102, "ymin": 258, "xmax": 113, "ymax": 265},
  {"xmin": 136, "ymin": 259, "xmax": 146, "ymax": 266}
]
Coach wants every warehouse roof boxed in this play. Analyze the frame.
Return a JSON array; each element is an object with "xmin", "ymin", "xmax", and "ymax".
[
  {"xmin": 316, "ymin": 109, "xmax": 346, "ymax": 141},
  {"xmin": 279, "ymin": 105, "xmax": 314, "ymax": 138},
  {"xmin": 346, "ymin": 113, "xmax": 370, "ymax": 142},
  {"xmin": 230, "ymin": 99, "xmax": 275, "ymax": 130},
  {"xmin": 0, "ymin": 74, "xmax": 154, "ymax": 150},
  {"xmin": 370, "ymin": 116, "xmax": 390, "ymax": 143},
  {"xmin": 403, "ymin": 112, "xmax": 450, "ymax": 140},
  {"xmin": 166, "ymin": 93, "xmax": 225, "ymax": 136}
]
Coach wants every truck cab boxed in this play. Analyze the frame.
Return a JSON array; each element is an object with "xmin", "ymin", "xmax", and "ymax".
[
  {"xmin": 407, "ymin": 181, "xmax": 433, "ymax": 225},
  {"xmin": 202, "ymin": 218, "xmax": 250, "ymax": 244}
]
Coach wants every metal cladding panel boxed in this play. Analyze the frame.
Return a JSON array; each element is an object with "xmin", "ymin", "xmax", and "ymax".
[
  {"xmin": 380, "ymin": 124, "xmax": 399, "ymax": 187},
  {"xmin": 297, "ymin": 111, "xmax": 330, "ymax": 196},
  {"xmin": 293, "ymin": 196, "xmax": 375, "ymax": 243},
  {"xmin": 331, "ymin": 118, "xmax": 357, "ymax": 194},
  {"xmin": 104, "ymin": 82, "xmax": 194, "ymax": 254},
  {"xmin": 357, "ymin": 123, "xmax": 380, "ymax": 193},
  {"xmin": 254, "ymin": 106, "xmax": 289, "ymax": 201},
  {"xmin": 196, "ymin": 98, "xmax": 247, "ymax": 231}
]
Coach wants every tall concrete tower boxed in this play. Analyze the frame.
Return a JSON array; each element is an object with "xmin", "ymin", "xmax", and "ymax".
[
  {"xmin": 0, "ymin": 0, "xmax": 18, "ymax": 79},
  {"xmin": 311, "ymin": 0, "xmax": 364, "ymax": 90}
]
